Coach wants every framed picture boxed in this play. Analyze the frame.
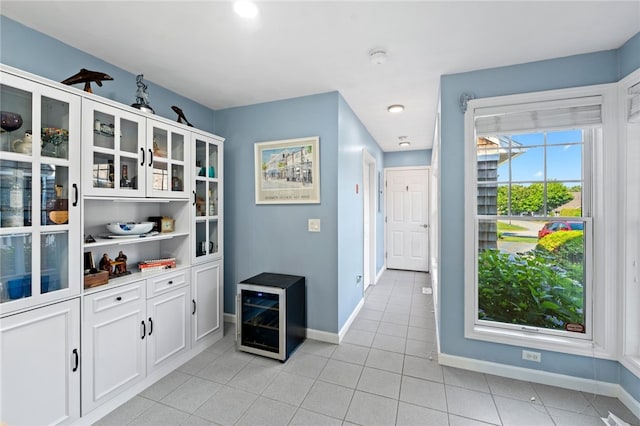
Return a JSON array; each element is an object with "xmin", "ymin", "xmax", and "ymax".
[
  {"xmin": 84, "ymin": 251, "xmax": 95, "ymax": 274},
  {"xmin": 254, "ymin": 136, "xmax": 320, "ymax": 204}
]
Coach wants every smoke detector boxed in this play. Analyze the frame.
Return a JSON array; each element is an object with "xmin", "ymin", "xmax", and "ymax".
[{"xmin": 369, "ymin": 49, "xmax": 388, "ymax": 65}]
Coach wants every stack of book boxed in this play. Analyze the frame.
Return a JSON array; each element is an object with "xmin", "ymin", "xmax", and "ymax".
[{"xmin": 138, "ymin": 258, "xmax": 176, "ymax": 273}]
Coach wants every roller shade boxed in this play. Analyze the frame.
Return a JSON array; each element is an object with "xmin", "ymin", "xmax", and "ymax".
[{"xmin": 474, "ymin": 96, "xmax": 602, "ymax": 136}]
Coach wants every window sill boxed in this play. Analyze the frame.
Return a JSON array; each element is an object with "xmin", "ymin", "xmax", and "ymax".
[{"xmin": 465, "ymin": 324, "xmax": 617, "ymax": 360}]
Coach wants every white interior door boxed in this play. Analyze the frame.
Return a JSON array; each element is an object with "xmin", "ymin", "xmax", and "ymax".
[{"xmin": 386, "ymin": 168, "xmax": 430, "ymax": 271}]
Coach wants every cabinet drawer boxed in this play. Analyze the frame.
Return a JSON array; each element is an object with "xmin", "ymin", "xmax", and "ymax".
[
  {"xmin": 87, "ymin": 283, "xmax": 144, "ymax": 314},
  {"xmin": 147, "ymin": 271, "xmax": 188, "ymax": 298}
]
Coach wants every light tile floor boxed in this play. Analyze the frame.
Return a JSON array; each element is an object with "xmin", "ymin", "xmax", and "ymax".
[{"xmin": 95, "ymin": 269, "xmax": 640, "ymax": 426}]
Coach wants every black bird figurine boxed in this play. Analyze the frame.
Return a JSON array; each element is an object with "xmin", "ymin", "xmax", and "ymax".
[
  {"xmin": 171, "ymin": 106, "xmax": 194, "ymax": 127},
  {"xmin": 61, "ymin": 68, "xmax": 113, "ymax": 93}
]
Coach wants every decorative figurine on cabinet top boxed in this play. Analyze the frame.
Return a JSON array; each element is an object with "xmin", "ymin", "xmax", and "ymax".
[
  {"xmin": 171, "ymin": 106, "xmax": 194, "ymax": 127},
  {"xmin": 131, "ymin": 74, "xmax": 155, "ymax": 114},
  {"xmin": 61, "ymin": 68, "xmax": 113, "ymax": 93}
]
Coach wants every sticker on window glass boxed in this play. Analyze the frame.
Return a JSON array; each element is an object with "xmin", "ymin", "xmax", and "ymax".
[{"xmin": 565, "ymin": 323, "xmax": 585, "ymax": 333}]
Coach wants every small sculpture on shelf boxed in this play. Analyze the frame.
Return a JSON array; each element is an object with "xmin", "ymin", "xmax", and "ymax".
[
  {"xmin": 61, "ymin": 68, "xmax": 113, "ymax": 93},
  {"xmin": 113, "ymin": 251, "xmax": 128, "ymax": 275},
  {"xmin": 99, "ymin": 251, "xmax": 131, "ymax": 278},
  {"xmin": 99, "ymin": 253, "xmax": 112, "ymax": 274},
  {"xmin": 131, "ymin": 74, "xmax": 155, "ymax": 114}
]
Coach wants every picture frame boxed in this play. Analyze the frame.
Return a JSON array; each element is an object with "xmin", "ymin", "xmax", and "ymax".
[
  {"xmin": 254, "ymin": 136, "xmax": 320, "ymax": 204},
  {"xmin": 84, "ymin": 251, "xmax": 95, "ymax": 274}
]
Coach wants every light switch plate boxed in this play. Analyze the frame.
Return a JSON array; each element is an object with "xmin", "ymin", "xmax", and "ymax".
[{"xmin": 308, "ymin": 219, "xmax": 320, "ymax": 232}]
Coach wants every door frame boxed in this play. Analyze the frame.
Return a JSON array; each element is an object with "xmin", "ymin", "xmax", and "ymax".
[
  {"xmin": 384, "ymin": 166, "xmax": 431, "ymax": 271},
  {"xmin": 362, "ymin": 149, "xmax": 377, "ymax": 291}
]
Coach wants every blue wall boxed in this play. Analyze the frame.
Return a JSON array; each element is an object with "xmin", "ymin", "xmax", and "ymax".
[
  {"xmin": 384, "ymin": 149, "xmax": 432, "ymax": 168},
  {"xmin": 439, "ymin": 34, "xmax": 640, "ymax": 402},
  {"xmin": 619, "ymin": 32, "xmax": 640, "ymax": 79},
  {"xmin": 214, "ymin": 93, "xmax": 340, "ymax": 333},
  {"xmin": 214, "ymin": 93, "xmax": 385, "ymax": 333},
  {"xmin": 0, "ymin": 16, "xmax": 215, "ymax": 132},
  {"xmin": 337, "ymin": 95, "xmax": 385, "ymax": 328}
]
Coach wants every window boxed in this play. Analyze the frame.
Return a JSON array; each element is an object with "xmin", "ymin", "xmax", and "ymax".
[{"xmin": 464, "ymin": 85, "xmax": 618, "ymax": 357}]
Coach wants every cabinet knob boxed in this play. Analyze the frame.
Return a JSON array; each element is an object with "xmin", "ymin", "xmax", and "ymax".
[
  {"xmin": 115, "ymin": 296, "xmax": 122, "ymax": 301},
  {"xmin": 167, "ymin": 280, "xmax": 173, "ymax": 285}
]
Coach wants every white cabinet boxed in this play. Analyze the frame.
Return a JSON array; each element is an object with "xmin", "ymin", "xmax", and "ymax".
[
  {"xmin": 82, "ymin": 99, "xmax": 190, "ymax": 199},
  {"xmin": 82, "ymin": 282, "xmax": 146, "ymax": 414},
  {"xmin": 82, "ymin": 271, "xmax": 190, "ymax": 414},
  {"xmin": 191, "ymin": 260, "xmax": 223, "ymax": 347},
  {"xmin": 146, "ymin": 271, "xmax": 191, "ymax": 370},
  {"xmin": 146, "ymin": 120, "xmax": 190, "ymax": 199},
  {"xmin": 0, "ymin": 69, "xmax": 82, "ymax": 316},
  {"xmin": 192, "ymin": 132, "xmax": 223, "ymax": 263},
  {"xmin": 1, "ymin": 64, "xmax": 225, "ymax": 423},
  {"xmin": 0, "ymin": 298, "xmax": 80, "ymax": 425}
]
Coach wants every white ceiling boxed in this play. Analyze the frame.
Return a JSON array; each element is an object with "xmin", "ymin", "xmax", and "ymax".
[{"xmin": 2, "ymin": 1, "xmax": 639, "ymax": 152}]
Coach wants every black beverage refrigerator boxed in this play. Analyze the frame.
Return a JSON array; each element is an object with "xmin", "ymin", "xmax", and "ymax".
[{"xmin": 236, "ymin": 273, "xmax": 306, "ymax": 361}]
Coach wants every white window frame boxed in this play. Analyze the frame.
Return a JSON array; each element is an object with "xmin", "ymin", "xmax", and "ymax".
[
  {"xmin": 464, "ymin": 84, "xmax": 619, "ymax": 359},
  {"xmin": 620, "ymin": 67, "xmax": 640, "ymax": 377}
]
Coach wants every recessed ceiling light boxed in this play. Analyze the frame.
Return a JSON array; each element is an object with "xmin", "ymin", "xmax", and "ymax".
[
  {"xmin": 234, "ymin": 1, "xmax": 259, "ymax": 19},
  {"xmin": 387, "ymin": 104, "xmax": 405, "ymax": 113}
]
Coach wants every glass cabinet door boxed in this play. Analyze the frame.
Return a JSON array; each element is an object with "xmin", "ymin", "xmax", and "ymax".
[
  {"xmin": 147, "ymin": 121, "xmax": 189, "ymax": 199},
  {"xmin": 193, "ymin": 133, "xmax": 222, "ymax": 262},
  {"xmin": 0, "ymin": 70, "xmax": 81, "ymax": 314},
  {"xmin": 82, "ymin": 99, "xmax": 146, "ymax": 197}
]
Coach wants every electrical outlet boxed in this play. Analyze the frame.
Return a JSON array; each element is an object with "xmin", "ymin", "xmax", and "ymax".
[{"xmin": 522, "ymin": 350, "xmax": 541, "ymax": 362}]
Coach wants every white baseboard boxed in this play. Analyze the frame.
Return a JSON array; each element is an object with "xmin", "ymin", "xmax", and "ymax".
[
  {"xmin": 375, "ymin": 267, "xmax": 385, "ymax": 284},
  {"xmin": 438, "ymin": 352, "xmax": 640, "ymax": 420},
  {"xmin": 307, "ymin": 328, "xmax": 339, "ymax": 344},
  {"xmin": 224, "ymin": 312, "xmax": 236, "ymax": 323},
  {"xmin": 338, "ymin": 297, "xmax": 364, "ymax": 343}
]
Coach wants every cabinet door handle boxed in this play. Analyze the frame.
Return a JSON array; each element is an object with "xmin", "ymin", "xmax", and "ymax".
[
  {"xmin": 72, "ymin": 348, "xmax": 79, "ymax": 372},
  {"xmin": 192, "ymin": 299, "xmax": 196, "ymax": 315},
  {"xmin": 141, "ymin": 321, "xmax": 146, "ymax": 339},
  {"xmin": 192, "ymin": 190, "xmax": 197, "ymax": 206},
  {"xmin": 148, "ymin": 148, "xmax": 153, "ymax": 167},
  {"xmin": 115, "ymin": 296, "xmax": 122, "ymax": 301},
  {"xmin": 148, "ymin": 317, "xmax": 153, "ymax": 336},
  {"xmin": 140, "ymin": 147, "xmax": 145, "ymax": 166},
  {"xmin": 72, "ymin": 183, "xmax": 79, "ymax": 206}
]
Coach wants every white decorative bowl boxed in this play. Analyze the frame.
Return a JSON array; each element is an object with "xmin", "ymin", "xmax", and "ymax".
[{"xmin": 106, "ymin": 221, "xmax": 154, "ymax": 235}]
